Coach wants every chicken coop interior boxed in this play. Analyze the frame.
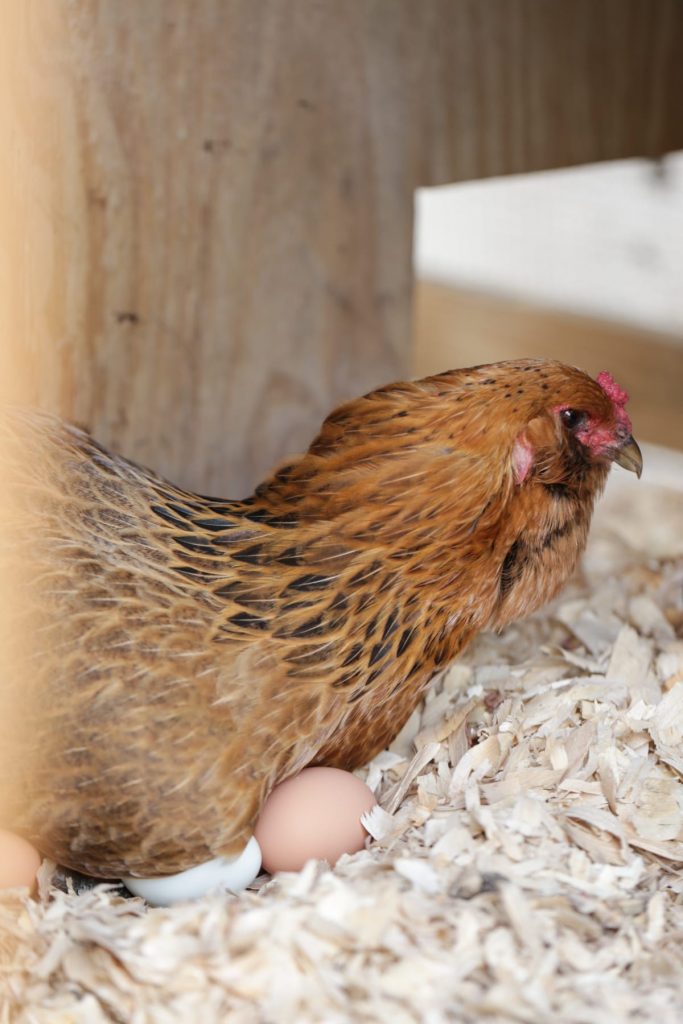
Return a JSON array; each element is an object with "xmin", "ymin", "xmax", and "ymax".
[{"xmin": 1, "ymin": 3, "xmax": 683, "ymax": 1022}]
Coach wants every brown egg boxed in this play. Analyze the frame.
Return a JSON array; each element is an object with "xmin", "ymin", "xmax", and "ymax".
[
  {"xmin": 0, "ymin": 828, "xmax": 42, "ymax": 892},
  {"xmin": 254, "ymin": 767, "xmax": 377, "ymax": 874}
]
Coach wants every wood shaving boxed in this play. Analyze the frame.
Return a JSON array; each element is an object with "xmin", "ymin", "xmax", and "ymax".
[{"xmin": 1, "ymin": 475, "xmax": 682, "ymax": 1022}]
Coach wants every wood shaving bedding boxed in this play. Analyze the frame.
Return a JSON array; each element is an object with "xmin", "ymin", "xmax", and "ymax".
[{"xmin": 1, "ymin": 475, "xmax": 682, "ymax": 1023}]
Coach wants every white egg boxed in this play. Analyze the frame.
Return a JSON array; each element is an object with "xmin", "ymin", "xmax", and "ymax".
[{"xmin": 122, "ymin": 836, "xmax": 261, "ymax": 906}]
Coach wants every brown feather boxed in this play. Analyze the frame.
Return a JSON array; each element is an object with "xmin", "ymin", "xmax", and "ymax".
[{"xmin": 0, "ymin": 360, "xmax": 635, "ymax": 876}]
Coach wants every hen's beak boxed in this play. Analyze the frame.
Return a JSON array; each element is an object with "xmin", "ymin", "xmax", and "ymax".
[{"xmin": 614, "ymin": 436, "xmax": 643, "ymax": 478}]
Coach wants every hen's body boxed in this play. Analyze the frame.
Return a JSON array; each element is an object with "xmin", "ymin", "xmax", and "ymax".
[{"xmin": 0, "ymin": 360, "xmax": 639, "ymax": 877}]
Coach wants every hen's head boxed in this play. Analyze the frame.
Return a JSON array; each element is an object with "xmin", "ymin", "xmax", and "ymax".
[{"xmin": 504, "ymin": 363, "xmax": 642, "ymax": 486}]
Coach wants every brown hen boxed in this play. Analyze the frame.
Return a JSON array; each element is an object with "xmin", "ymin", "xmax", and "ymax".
[{"xmin": 0, "ymin": 359, "xmax": 641, "ymax": 878}]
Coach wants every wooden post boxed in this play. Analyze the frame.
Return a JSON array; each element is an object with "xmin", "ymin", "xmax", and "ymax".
[{"xmin": 1, "ymin": 1, "xmax": 682, "ymax": 494}]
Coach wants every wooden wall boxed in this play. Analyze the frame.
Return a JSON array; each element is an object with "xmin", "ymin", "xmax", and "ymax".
[{"xmin": 1, "ymin": 1, "xmax": 682, "ymax": 494}]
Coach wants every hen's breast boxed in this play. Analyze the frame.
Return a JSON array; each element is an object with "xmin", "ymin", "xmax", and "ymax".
[{"xmin": 492, "ymin": 474, "xmax": 607, "ymax": 629}]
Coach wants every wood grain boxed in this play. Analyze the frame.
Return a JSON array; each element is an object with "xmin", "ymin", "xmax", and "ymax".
[
  {"xmin": 414, "ymin": 280, "xmax": 683, "ymax": 452},
  {"xmin": 1, "ymin": 1, "xmax": 682, "ymax": 493},
  {"xmin": 0, "ymin": 1, "xmax": 415, "ymax": 493}
]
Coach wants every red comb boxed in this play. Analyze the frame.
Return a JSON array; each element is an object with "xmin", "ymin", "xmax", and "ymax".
[{"xmin": 596, "ymin": 371, "xmax": 629, "ymax": 407}]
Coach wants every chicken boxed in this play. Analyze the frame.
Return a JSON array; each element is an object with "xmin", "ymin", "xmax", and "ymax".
[{"xmin": 0, "ymin": 359, "xmax": 641, "ymax": 878}]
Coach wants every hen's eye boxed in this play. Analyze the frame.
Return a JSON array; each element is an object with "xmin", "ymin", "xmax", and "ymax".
[{"xmin": 560, "ymin": 408, "xmax": 585, "ymax": 430}]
